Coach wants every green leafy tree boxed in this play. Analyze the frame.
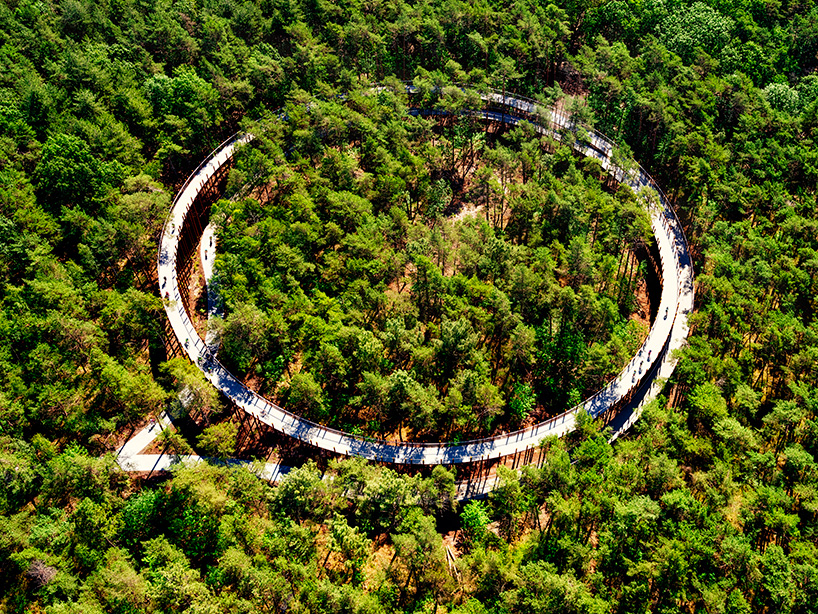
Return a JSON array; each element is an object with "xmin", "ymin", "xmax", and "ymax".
[
  {"xmin": 34, "ymin": 133, "xmax": 123, "ymax": 214},
  {"xmin": 460, "ymin": 500, "xmax": 491, "ymax": 548},
  {"xmin": 197, "ymin": 422, "xmax": 238, "ymax": 459},
  {"xmin": 325, "ymin": 513, "xmax": 370, "ymax": 583}
]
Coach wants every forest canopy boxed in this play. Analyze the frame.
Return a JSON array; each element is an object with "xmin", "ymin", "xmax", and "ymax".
[
  {"xmin": 1, "ymin": 0, "xmax": 818, "ymax": 611},
  {"xmin": 212, "ymin": 87, "xmax": 653, "ymax": 440}
]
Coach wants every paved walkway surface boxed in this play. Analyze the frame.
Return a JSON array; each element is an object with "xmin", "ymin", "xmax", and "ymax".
[
  {"xmin": 116, "ymin": 411, "xmax": 173, "ymax": 465},
  {"xmin": 116, "ymin": 412, "xmax": 289, "ymax": 482},
  {"xmin": 200, "ymin": 222, "xmax": 223, "ymax": 351},
  {"xmin": 113, "ymin": 410, "xmax": 500, "ymax": 499},
  {"xmin": 113, "ymin": 411, "xmax": 573, "ymax": 500},
  {"xmin": 144, "ymin": 88, "xmax": 693, "ymax": 477}
]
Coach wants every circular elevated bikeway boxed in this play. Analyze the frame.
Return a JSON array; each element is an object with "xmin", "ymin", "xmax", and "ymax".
[{"xmin": 157, "ymin": 87, "xmax": 695, "ymax": 466}]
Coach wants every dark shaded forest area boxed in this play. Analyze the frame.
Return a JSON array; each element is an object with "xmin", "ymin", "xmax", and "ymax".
[{"xmin": 1, "ymin": 0, "xmax": 818, "ymax": 612}]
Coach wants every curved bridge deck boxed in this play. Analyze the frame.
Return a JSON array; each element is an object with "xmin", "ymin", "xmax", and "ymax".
[{"xmin": 156, "ymin": 88, "xmax": 694, "ymax": 466}]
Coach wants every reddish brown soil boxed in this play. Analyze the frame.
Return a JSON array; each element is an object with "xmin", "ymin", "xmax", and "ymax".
[{"xmin": 631, "ymin": 277, "xmax": 652, "ymax": 328}]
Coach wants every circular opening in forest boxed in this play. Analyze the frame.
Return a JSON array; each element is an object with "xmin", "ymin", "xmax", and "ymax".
[{"xmin": 208, "ymin": 87, "xmax": 656, "ymax": 443}]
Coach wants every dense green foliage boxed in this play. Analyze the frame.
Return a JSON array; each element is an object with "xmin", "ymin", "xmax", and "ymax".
[
  {"xmin": 212, "ymin": 89, "xmax": 650, "ymax": 439},
  {"xmin": 1, "ymin": 0, "xmax": 818, "ymax": 611},
  {"xmin": 3, "ymin": 413, "xmax": 818, "ymax": 613}
]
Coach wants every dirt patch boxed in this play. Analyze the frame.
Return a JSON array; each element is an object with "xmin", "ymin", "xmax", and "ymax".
[
  {"xmin": 363, "ymin": 542, "xmax": 397, "ymax": 592},
  {"xmin": 442, "ymin": 529, "xmax": 461, "ymax": 558},
  {"xmin": 243, "ymin": 372, "xmax": 264, "ymax": 394},
  {"xmin": 630, "ymin": 277, "xmax": 652, "ymax": 329},
  {"xmin": 587, "ymin": 529, "xmax": 599, "ymax": 575},
  {"xmin": 450, "ymin": 201, "xmax": 484, "ymax": 224}
]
